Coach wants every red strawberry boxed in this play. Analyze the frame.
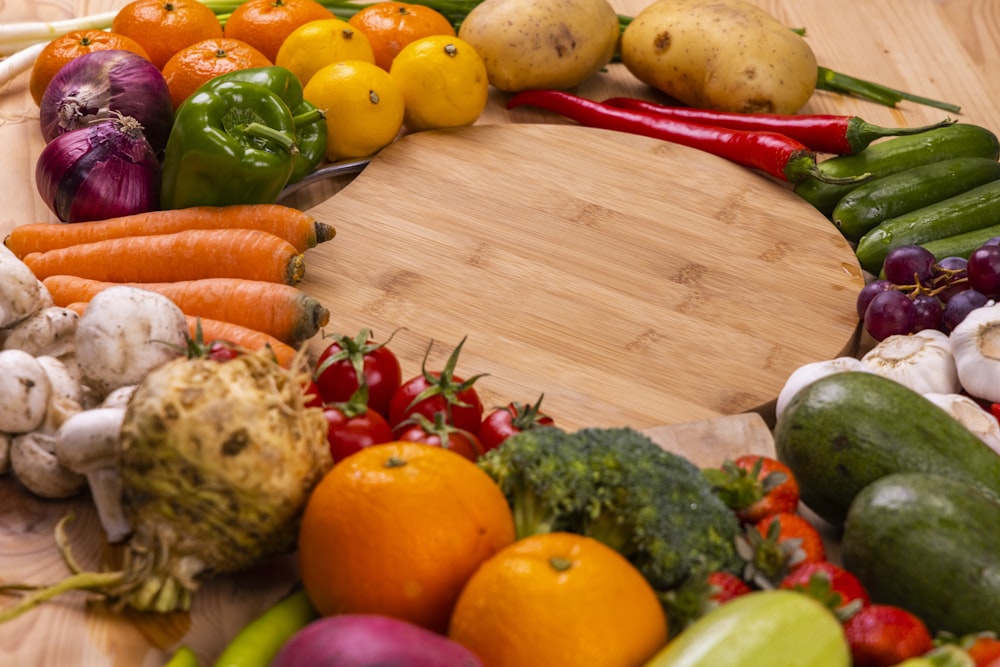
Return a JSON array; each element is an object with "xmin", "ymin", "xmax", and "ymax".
[
  {"xmin": 737, "ymin": 512, "xmax": 826, "ymax": 587},
  {"xmin": 704, "ymin": 455, "xmax": 800, "ymax": 523},
  {"xmin": 967, "ymin": 634, "xmax": 1000, "ymax": 667},
  {"xmin": 843, "ymin": 604, "xmax": 934, "ymax": 667},
  {"xmin": 779, "ymin": 561, "xmax": 870, "ymax": 619},
  {"xmin": 707, "ymin": 571, "xmax": 753, "ymax": 604}
]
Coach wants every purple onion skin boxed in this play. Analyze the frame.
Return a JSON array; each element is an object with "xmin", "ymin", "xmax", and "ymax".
[
  {"xmin": 271, "ymin": 614, "xmax": 484, "ymax": 667},
  {"xmin": 39, "ymin": 50, "xmax": 173, "ymax": 153},
  {"xmin": 36, "ymin": 116, "xmax": 161, "ymax": 223}
]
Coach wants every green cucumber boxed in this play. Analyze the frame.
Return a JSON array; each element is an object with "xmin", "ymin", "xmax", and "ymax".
[
  {"xmin": 921, "ymin": 222, "xmax": 1000, "ymax": 259},
  {"xmin": 832, "ymin": 157, "xmax": 1000, "ymax": 242},
  {"xmin": 842, "ymin": 472, "xmax": 1000, "ymax": 636},
  {"xmin": 794, "ymin": 123, "xmax": 1000, "ymax": 216},
  {"xmin": 854, "ymin": 179, "xmax": 1000, "ymax": 274},
  {"xmin": 643, "ymin": 590, "xmax": 849, "ymax": 667},
  {"xmin": 773, "ymin": 371, "xmax": 1000, "ymax": 527}
]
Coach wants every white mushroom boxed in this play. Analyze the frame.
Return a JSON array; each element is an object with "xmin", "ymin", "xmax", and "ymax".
[
  {"xmin": 10, "ymin": 432, "xmax": 85, "ymax": 499},
  {"xmin": 2, "ymin": 306, "xmax": 79, "ymax": 358},
  {"xmin": 0, "ymin": 246, "xmax": 47, "ymax": 328},
  {"xmin": 0, "ymin": 349, "xmax": 52, "ymax": 434},
  {"xmin": 54, "ymin": 407, "xmax": 131, "ymax": 542},
  {"xmin": 75, "ymin": 286, "xmax": 188, "ymax": 400}
]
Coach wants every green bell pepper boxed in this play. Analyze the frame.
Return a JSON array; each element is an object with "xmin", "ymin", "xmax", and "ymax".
[
  {"xmin": 200, "ymin": 66, "xmax": 327, "ymax": 184},
  {"xmin": 160, "ymin": 79, "xmax": 299, "ymax": 209}
]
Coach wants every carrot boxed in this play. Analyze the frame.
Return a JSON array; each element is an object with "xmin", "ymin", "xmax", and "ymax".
[
  {"xmin": 23, "ymin": 229, "xmax": 306, "ymax": 285},
  {"xmin": 66, "ymin": 300, "xmax": 300, "ymax": 368},
  {"xmin": 43, "ymin": 275, "xmax": 330, "ymax": 345},
  {"xmin": 186, "ymin": 316, "xmax": 300, "ymax": 368},
  {"xmin": 5, "ymin": 204, "xmax": 335, "ymax": 258}
]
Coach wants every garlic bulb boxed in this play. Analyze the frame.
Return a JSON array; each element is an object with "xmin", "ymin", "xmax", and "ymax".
[
  {"xmin": 923, "ymin": 393, "xmax": 1000, "ymax": 456},
  {"xmin": 860, "ymin": 329, "xmax": 960, "ymax": 395},
  {"xmin": 775, "ymin": 357, "xmax": 867, "ymax": 420},
  {"xmin": 950, "ymin": 301, "xmax": 1000, "ymax": 403}
]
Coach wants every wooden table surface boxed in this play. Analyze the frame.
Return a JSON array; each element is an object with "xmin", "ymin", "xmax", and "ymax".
[{"xmin": 1, "ymin": 0, "xmax": 998, "ymax": 665}]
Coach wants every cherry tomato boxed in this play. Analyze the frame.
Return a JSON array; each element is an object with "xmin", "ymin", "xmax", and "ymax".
[
  {"xmin": 394, "ymin": 413, "xmax": 483, "ymax": 462},
  {"xmin": 314, "ymin": 329, "xmax": 402, "ymax": 417},
  {"xmin": 324, "ymin": 402, "xmax": 394, "ymax": 463},
  {"xmin": 388, "ymin": 337, "xmax": 484, "ymax": 433},
  {"xmin": 206, "ymin": 340, "xmax": 242, "ymax": 362},
  {"xmin": 302, "ymin": 379, "xmax": 324, "ymax": 409},
  {"xmin": 477, "ymin": 395, "xmax": 554, "ymax": 453}
]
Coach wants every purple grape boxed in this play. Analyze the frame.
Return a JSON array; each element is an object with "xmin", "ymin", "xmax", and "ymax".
[
  {"xmin": 883, "ymin": 245, "xmax": 937, "ymax": 286},
  {"xmin": 942, "ymin": 289, "xmax": 989, "ymax": 331},
  {"xmin": 856, "ymin": 279, "xmax": 894, "ymax": 319},
  {"xmin": 935, "ymin": 256, "xmax": 970, "ymax": 302},
  {"xmin": 864, "ymin": 289, "xmax": 917, "ymax": 340},
  {"xmin": 967, "ymin": 245, "xmax": 1000, "ymax": 297},
  {"xmin": 911, "ymin": 294, "xmax": 944, "ymax": 332},
  {"xmin": 982, "ymin": 236, "xmax": 1000, "ymax": 247}
]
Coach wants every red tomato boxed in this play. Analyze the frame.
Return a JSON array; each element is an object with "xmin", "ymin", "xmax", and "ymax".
[
  {"xmin": 387, "ymin": 337, "xmax": 484, "ymax": 433},
  {"xmin": 314, "ymin": 329, "xmax": 402, "ymax": 417},
  {"xmin": 302, "ymin": 379, "xmax": 324, "ymax": 409},
  {"xmin": 395, "ymin": 414, "xmax": 484, "ymax": 462},
  {"xmin": 477, "ymin": 396, "xmax": 555, "ymax": 453},
  {"xmin": 324, "ymin": 403, "xmax": 394, "ymax": 463}
]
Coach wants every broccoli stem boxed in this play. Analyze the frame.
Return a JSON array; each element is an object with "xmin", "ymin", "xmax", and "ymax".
[
  {"xmin": 583, "ymin": 510, "xmax": 634, "ymax": 555},
  {"xmin": 512, "ymin": 480, "xmax": 558, "ymax": 539}
]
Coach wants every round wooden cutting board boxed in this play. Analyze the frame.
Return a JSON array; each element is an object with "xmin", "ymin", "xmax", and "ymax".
[{"xmin": 300, "ymin": 123, "xmax": 865, "ymax": 429}]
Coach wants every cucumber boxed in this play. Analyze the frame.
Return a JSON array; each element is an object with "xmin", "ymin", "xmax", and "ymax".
[
  {"xmin": 854, "ymin": 179, "xmax": 1000, "ymax": 274},
  {"xmin": 643, "ymin": 590, "xmax": 849, "ymax": 667},
  {"xmin": 793, "ymin": 123, "xmax": 1000, "ymax": 216},
  {"xmin": 921, "ymin": 222, "xmax": 1000, "ymax": 259},
  {"xmin": 832, "ymin": 156, "xmax": 1000, "ymax": 242},
  {"xmin": 773, "ymin": 371, "xmax": 1000, "ymax": 527},
  {"xmin": 841, "ymin": 472, "xmax": 1000, "ymax": 636}
]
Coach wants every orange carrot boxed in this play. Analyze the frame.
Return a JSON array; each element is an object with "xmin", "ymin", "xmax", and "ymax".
[
  {"xmin": 43, "ymin": 275, "xmax": 330, "ymax": 345},
  {"xmin": 23, "ymin": 229, "xmax": 306, "ymax": 285},
  {"xmin": 186, "ymin": 316, "xmax": 300, "ymax": 368},
  {"xmin": 66, "ymin": 300, "xmax": 299, "ymax": 368},
  {"xmin": 5, "ymin": 204, "xmax": 335, "ymax": 258}
]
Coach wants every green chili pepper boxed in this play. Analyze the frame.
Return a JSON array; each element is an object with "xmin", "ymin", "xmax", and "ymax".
[
  {"xmin": 200, "ymin": 67, "xmax": 327, "ymax": 184},
  {"xmin": 160, "ymin": 80, "xmax": 299, "ymax": 209}
]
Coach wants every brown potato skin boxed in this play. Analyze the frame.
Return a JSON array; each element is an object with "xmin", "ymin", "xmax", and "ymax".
[
  {"xmin": 620, "ymin": 0, "xmax": 817, "ymax": 114},
  {"xmin": 458, "ymin": 0, "xmax": 621, "ymax": 93}
]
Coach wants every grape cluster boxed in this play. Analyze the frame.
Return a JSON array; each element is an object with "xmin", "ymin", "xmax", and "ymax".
[{"xmin": 858, "ymin": 239, "xmax": 1000, "ymax": 341}]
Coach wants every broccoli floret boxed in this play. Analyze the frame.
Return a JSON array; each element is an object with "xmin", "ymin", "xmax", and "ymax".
[{"xmin": 478, "ymin": 425, "xmax": 742, "ymax": 596}]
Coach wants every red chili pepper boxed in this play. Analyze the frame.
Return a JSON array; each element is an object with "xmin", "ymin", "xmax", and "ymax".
[
  {"xmin": 506, "ymin": 90, "xmax": 862, "ymax": 184},
  {"xmin": 602, "ymin": 97, "xmax": 956, "ymax": 155}
]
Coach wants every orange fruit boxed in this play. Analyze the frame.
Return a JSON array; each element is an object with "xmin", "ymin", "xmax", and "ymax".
[
  {"xmin": 28, "ymin": 30, "xmax": 151, "ymax": 106},
  {"xmin": 111, "ymin": 0, "xmax": 224, "ymax": 69},
  {"xmin": 448, "ymin": 532, "xmax": 669, "ymax": 667},
  {"xmin": 223, "ymin": 0, "xmax": 334, "ymax": 63},
  {"xmin": 161, "ymin": 37, "xmax": 273, "ymax": 109},
  {"xmin": 348, "ymin": 1, "xmax": 456, "ymax": 71},
  {"xmin": 297, "ymin": 441, "xmax": 516, "ymax": 633}
]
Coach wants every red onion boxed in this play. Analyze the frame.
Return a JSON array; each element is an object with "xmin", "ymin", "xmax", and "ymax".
[
  {"xmin": 35, "ymin": 113, "xmax": 161, "ymax": 223},
  {"xmin": 38, "ymin": 50, "xmax": 173, "ymax": 153}
]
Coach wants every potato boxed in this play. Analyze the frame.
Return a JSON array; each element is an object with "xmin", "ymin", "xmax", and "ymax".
[
  {"xmin": 620, "ymin": 0, "xmax": 817, "ymax": 114},
  {"xmin": 458, "ymin": 0, "xmax": 620, "ymax": 93}
]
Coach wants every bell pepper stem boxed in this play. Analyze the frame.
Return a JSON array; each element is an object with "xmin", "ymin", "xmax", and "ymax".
[
  {"xmin": 243, "ymin": 122, "xmax": 299, "ymax": 155},
  {"xmin": 292, "ymin": 108, "xmax": 325, "ymax": 127}
]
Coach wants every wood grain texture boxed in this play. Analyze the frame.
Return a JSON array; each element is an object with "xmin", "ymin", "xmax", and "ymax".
[{"xmin": 0, "ymin": 0, "xmax": 997, "ymax": 664}]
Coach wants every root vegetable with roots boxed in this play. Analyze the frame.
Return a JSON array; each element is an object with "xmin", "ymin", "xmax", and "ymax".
[{"xmin": 0, "ymin": 347, "xmax": 332, "ymax": 621}]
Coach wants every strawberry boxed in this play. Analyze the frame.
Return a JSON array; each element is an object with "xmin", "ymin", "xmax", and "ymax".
[
  {"xmin": 737, "ymin": 512, "xmax": 826, "ymax": 588},
  {"xmin": 707, "ymin": 570, "xmax": 753, "ymax": 604},
  {"xmin": 843, "ymin": 604, "xmax": 934, "ymax": 667},
  {"xmin": 779, "ymin": 561, "xmax": 870, "ymax": 619},
  {"xmin": 966, "ymin": 634, "xmax": 1000, "ymax": 666},
  {"xmin": 703, "ymin": 455, "xmax": 800, "ymax": 523}
]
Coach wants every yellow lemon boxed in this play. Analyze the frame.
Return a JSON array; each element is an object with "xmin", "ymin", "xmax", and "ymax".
[
  {"xmin": 303, "ymin": 59, "xmax": 405, "ymax": 160},
  {"xmin": 389, "ymin": 35, "xmax": 489, "ymax": 132},
  {"xmin": 275, "ymin": 18, "xmax": 375, "ymax": 86}
]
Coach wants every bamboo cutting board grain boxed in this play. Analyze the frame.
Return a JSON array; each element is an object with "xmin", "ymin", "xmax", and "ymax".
[{"xmin": 299, "ymin": 123, "xmax": 864, "ymax": 429}]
